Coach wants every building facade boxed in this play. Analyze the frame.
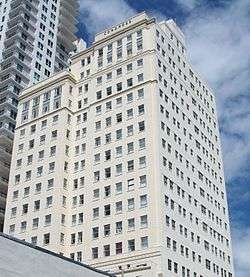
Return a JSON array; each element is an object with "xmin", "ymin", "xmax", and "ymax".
[
  {"xmin": 4, "ymin": 12, "xmax": 234, "ymax": 277},
  {"xmin": 0, "ymin": 0, "xmax": 80, "ymax": 231}
]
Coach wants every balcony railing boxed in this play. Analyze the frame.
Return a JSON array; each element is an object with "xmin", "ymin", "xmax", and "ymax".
[
  {"xmin": 0, "ymin": 176, "xmax": 8, "ymax": 184},
  {"xmin": 0, "ymin": 192, "xmax": 7, "ymax": 198}
]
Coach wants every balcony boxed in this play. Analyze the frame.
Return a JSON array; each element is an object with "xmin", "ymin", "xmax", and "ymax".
[
  {"xmin": 0, "ymin": 145, "xmax": 12, "ymax": 162},
  {"xmin": 6, "ymin": 23, "xmax": 35, "ymax": 43},
  {"xmin": 0, "ymin": 83, "xmax": 22, "ymax": 100},
  {"xmin": 0, "ymin": 125, "xmax": 14, "ymax": 147},
  {"xmin": 9, "ymin": 5, "xmax": 37, "ymax": 24},
  {"xmin": 11, "ymin": 0, "xmax": 39, "ymax": 14},
  {"xmin": 0, "ymin": 160, "xmax": 11, "ymax": 180},
  {"xmin": 59, "ymin": 7, "xmax": 78, "ymax": 32},
  {"xmin": 0, "ymin": 192, "xmax": 7, "ymax": 207},
  {"xmin": 61, "ymin": 0, "xmax": 79, "ymax": 11},
  {"xmin": 0, "ymin": 55, "xmax": 32, "ymax": 78},
  {"xmin": 0, "ymin": 70, "xmax": 30, "ymax": 89},
  {"xmin": 4, "ymin": 30, "xmax": 34, "ymax": 50},
  {"xmin": 0, "ymin": 98, "xmax": 18, "ymax": 111},
  {"xmin": 58, "ymin": 23, "xmax": 77, "ymax": 47},
  {"xmin": 0, "ymin": 208, "xmax": 5, "ymax": 222},
  {"xmin": 0, "ymin": 177, "xmax": 8, "ymax": 194},
  {"xmin": 3, "ymin": 44, "xmax": 33, "ymax": 62},
  {"xmin": 0, "ymin": 108, "xmax": 16, "ymax": 121}
]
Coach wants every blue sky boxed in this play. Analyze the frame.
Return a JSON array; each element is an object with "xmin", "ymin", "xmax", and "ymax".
[{"xmin": 77, "ymin": 1, "xmax": 250, "ymax": 275}]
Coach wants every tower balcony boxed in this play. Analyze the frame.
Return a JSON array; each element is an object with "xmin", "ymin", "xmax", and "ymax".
[
  {"xmin": 0, "ymin": 125, "xmax": 14, "ymax": 148},
  {"xmin": 0, "ymin": 192, "xmax": 7, "ymax": 208},
  {"xmin": 0, "ymin": 177, "xmax": 8, "ymax": 195},
  {"xmin": 59, "ymin": 6, "xmax": 78, "ymax": 31},
  {"xmin": 0, "ymin": 111, "xmax": 17, "ymax": 126},
  {"xmin": 0, "ymin": 54, "xmax": 32, "ymax": 77},
  {"xmin": 9, "ymin": 4, "xmax": 37, "ymax": 24},
  {"xmin": 6, "ymin": 23, "xmax": 35, "ymax": 43},
  {"xmin": 0, "ymin": 68, "xmax": 30, "ymax": 89},
  {"xmin": 0, "ymin": 97, "xmax": 18, "ymax": 111},
  {"xmin": 61, "ymin": 0, "xmax": 79, "ymax": 12},
  {"xmin": 0, "ymin": 208, "xmax": 5, "ymax": 222},
  {"xmin": 11, "ymin": 0, "xmax": 39, "ymax": 14},
  {"xmin": 2, "ymin": 43, "xmax": 33, "ymax": 63},
  {"xmin": 0, "ymin": 82, "xmax": 22, "ymax": 100},
  {"xmin": 58, "ymin": 21, "xmax": 78, "ymax": 44},
  {"xmin": 4, "ymin": 34, "xmax": 34, "ymax": 53},
  {"xmin": 8, "ymin": 15, "xmax": 36, "ymax": 34},
  {"xmin": 0, "ymin": 145, "xmax": 12, "ymax": 163},
  {"xmin": 0, "ymin": 160, "xmax": 11, "ymax": 180}
]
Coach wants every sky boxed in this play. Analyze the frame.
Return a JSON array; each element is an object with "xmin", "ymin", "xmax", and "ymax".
[{"xmin": 77, "ymin": 0, "xmax": 250, "ymax": 275}]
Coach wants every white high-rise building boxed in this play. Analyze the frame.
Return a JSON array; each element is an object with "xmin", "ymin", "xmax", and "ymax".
[
  {"xmin": 4, "ymin": 12, "xmax": 234, "ymax": 277},
  {"xmin": 0, "ymin": 0, "xmax": 80, "ymax": 231}
]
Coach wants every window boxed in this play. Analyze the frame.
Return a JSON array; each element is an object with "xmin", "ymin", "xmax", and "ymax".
[
  {"xmin": 116, "ymin": 182, "xmax": 122, "ymax": 194},
  {"xmin": 128, "ymin": 179, "xmax": 134, "ymax": 190},
  {"xmin": 115, "ymin": 163, "xmax": 122, "ymax": 175},
  {"xmin": 127, "ymin": 63, "xmax": 132, "ymax": 72},
  {"xmin": 21, "ymin": 221, "xmax": 27, "ymax": 232},
  {"xmin": 92, "ymin": 227, "xmax": 99, "ymax": 239},
  {"xmin": 138, "ymin": 104, "xmax": 144, "ymax": 115},
  {"xmin": 116, "ymin": 97, "xmax": 122, "ymax": 106},
  {"xmin": 103, "ymin": 245, "xmax": 110, "ymax": 257},
  {"xmin": 128, "ymin": 239, "xmax": 135, "ymax": 252},
  {"xmin": 116, "ymin": 242, "xmax": 122, "ymax": 254},
  {"xmin": 128, "ymin": 218, "xmax": 135, "ymax": 230},
  {"xmin": 93, "ymin": 207, "xmax": 99, "ymax": 219},
  {"xmin": 34, "ymin": 200, "xmax": 40, "ymax": 211},
  {"xmin": 141, "ymin": 236, "xmax": 148, "ymax": 249},
  {"xmin": 116, "ymin": 129, "xmax": 122, "ymax": 140},
  {"xmin": 116, "ymin": 82, "xmax": 122, "ymax": 92},
  {"xmin": 116, "ymin": 201, "xmax": 122, "ymax": 213},
  {"xmin": 22, "ymin": 204, "xmax": 28, "ymax": 214},
  {"xmin": 93, "ymin": 188, "xmax": 100, "ymax": 199},
  {"xmin": 96, "ymin": 90, "xmax": 102, "ymax": 100},
  {"xmin": 46, "ymin": 196, "xmax": 53, "ymax": 207},
  {"xmin": 140, "ymin": 175, "xmax": 147, "ymax": 187},
  {"xmin": 116, "ymin": 113, "xmax": 122, "ymax": 123},
  {"xmin": 104, "ymin": 204, "xmax": 111, "ymax": 216},
  {"xmin": 31, "ymin": 236, "xmax": 37, "ymax": 245},
  {"xmin": 45, "ymin": 214, "xmax": 51, "ymax": 226},
  {"xmin": 127, "ymin": 78, "xmax": 133, "ymax": 87},
  {"xmin": 128, "ymin": 160, "xmax": 134, "ymax": 172},
  {"xmin": 139, "ymin": 138, "xmax": 146, "ymax": 149},
  {"xmin": 104, "ymin": 185, "xmax": 111, "ymax": 197},
  {"xmin": 139, "ymin": 156, "xmax": 146, "ymax": 168},
  {"xmin": 92, "ymin": 247, "xmax": 98, "ymax": 259},
  {"xmin": 127, "ymin": 92, "xmax": 133, "ymax": 102},
  {"xmin": 116, "ymin": 221, "xmax": 122, "ymax": 233},
  {"xmin": 104, "ymin": 224, "xmax": 110, "ymax": 236},
  {"xmin": 43, "ymin": 233, "xmax": 50, "ymax": 245},
  {"xmin": 105, "ymin": 167, "xmax": 111, "ymax": 178},
  {"xmin": 128, "ymin": 198, "xmax": 135, "ymax": 210},
  {"xmin": 139, "ymin": 121, "xmax": 145, "ymax": 132},
  {"xmin": 137, "ymin": 58, "xmax": 143, "ymax": 67},
  {"xmin": 140, "ymin": 195, "xmax": 148, "ymax": 207},
  {"xmin": 140, "ymin": 215, "xmax": 148, "ymax": 228}
]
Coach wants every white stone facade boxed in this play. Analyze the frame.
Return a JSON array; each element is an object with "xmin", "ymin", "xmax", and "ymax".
[{"xmin": 4, "ymin": 12, "xmax": 234, "ymax": 277}]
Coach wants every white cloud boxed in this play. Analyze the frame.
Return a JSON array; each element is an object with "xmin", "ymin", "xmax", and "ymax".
[
  {"xmin": 180, "ymin": 1, "xmax": 250, "ymax": 276},
  {"xmin": 182, "ymin": 0, "xmax": 250, "ymax": 182},
  {"xmin": 79, "ymin": 0, "xmax": 136, "ymax": 37},
  {"xmin": 232, "ymin": 227, "xmax": 250, "ymax": 277},
  {"xmin": 174, "ymin": 0, "xmax": 200, "ymax": 10}
]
